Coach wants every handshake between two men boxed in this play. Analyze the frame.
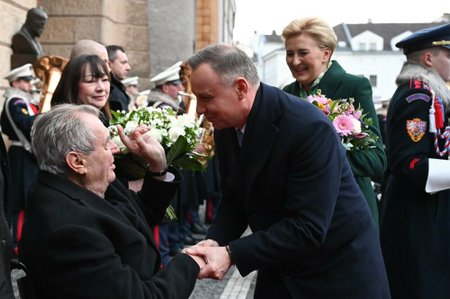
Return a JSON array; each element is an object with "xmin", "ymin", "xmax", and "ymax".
[{"xmin": 183, "ymin": 239, "xmax": 233, "ymax": 280}]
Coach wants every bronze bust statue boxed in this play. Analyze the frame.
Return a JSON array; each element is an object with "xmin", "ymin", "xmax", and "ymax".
[{"xmin": 11, "ymin": 8, "xmax": 48, "ymax": 69}]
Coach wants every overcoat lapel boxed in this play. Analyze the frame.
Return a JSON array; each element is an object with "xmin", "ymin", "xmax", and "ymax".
[
  {"xmin": 317, "ymin": 61, "xmax": 346, "ymax": 96},
  {"xmin": 239, "ymin": 83, "xmax": 281, "ymax": 207}
]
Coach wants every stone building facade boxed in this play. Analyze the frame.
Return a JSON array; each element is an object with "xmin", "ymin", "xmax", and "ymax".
[{"xmin": 1, "ymin": 0, "xmax": 236, "ymax": 93}]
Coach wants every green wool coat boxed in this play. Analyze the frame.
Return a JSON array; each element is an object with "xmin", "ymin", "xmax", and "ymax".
[{"xmin": 283, "ymin": 60, "xmax": 387, "ymax": 228}]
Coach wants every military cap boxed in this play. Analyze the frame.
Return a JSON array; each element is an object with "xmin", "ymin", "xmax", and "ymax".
[
  {"xmin": 121, "ymin": 76, "xmax": 139, "ymax": 87},
  {"xmin": 396, "ymin": 22, "xmax": 450, "ymax": 54},
  {"xmin": 150, "ymin": 61, "xmax": 183, "ymax": 87},
  {"xmin": 4, "ymin": 63, "xmax": 35, "ymax": 82}
]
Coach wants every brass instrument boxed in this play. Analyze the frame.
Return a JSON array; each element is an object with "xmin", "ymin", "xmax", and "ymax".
[
  {"xmin": 34, "ymin": 55, "xmax": 68, "ymax": 112},
  {"xmin": 179, "ymin": 61, "xmax": 215, "ymax": 163}
]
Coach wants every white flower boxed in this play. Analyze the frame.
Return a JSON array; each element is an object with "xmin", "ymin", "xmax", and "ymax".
[
  {"xmin": 176, "ymin": 114, "xmax": 193, "ymax": 127},
  {"xmin": 145, "ymin": 128, "xmax": 163, "ymax": 143},
  {"xmin": 110, "ymin": 106, "xmax": 201, "ymax": 154},
  {"xmin": 124, "ymin": 120, "xmax": 139, "ymax": 135},
  {"xmin": 351, "ymin": 117, "xmax": 362, "ymax": 134},
  {"xmin": 111, "ymin": 134, "xmax": 129, "ymax": 154},
  {"xmin": 168, "ymin": 126, "xmax": 185, "ymax": 143}
]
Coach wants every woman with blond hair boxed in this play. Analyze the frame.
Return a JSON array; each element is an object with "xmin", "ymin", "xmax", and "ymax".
[{"xmin": 282, "ymin": 17, "xmax": 386, "ymax": 227}]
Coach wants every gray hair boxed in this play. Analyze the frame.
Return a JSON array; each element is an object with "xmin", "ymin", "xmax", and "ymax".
[
  {"xmin": 187, "ymin": 43, "xmax": 260, "ymax": 87},
  {"xmin": 31, "ymin": 104, "xmax": 101, "ymax": 176}
]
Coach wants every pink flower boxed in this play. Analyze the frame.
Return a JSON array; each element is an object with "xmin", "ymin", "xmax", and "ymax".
[
  {"xmin": 354, "ymin": 132, "xmax": 369, "ymax": 139},
  {"xmin": 333, "ymin": 115, "xmax": 355, "ymax": 136},
  {"xmin": 353, "ymin": 110, "xmax": 362, "ymax": 119}
]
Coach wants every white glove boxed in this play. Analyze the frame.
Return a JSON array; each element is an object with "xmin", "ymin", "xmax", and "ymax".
[{"xmin": 425, "ymin": 158, "xmax": 450, "ymax": 194}]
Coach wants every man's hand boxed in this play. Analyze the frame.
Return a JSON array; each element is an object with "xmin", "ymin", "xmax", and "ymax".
[
  {"xmin": 187, "ymin": 254, "xmax": 207, "ymax": 271},
  {"xmin": 116, "ymin": 125, "xmax": 167, "ymax": 173},
  {"xmin": 184, "ymin": 245, "xmax": 232, "ymax": 280},
  {"xmin": 193, "ymin": 239, "xmax": 219, "ymax": 247}
]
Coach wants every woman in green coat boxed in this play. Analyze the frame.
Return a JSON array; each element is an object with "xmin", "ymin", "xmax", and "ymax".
[{"xmin": 282, "ymin": 17, "xmax": 386, "ymax": 227}]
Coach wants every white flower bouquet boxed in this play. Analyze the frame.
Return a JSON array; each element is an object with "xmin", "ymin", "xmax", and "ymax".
[{"xmin": 109, "ymin": 106, "xmax": 205, "ymax": 179}]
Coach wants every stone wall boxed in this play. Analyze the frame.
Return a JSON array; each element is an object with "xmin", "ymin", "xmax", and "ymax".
[
  {"xmin": 147, "ymin": 0, "xmax": 195, "ymax": 78},
  {"xmin": 39, "ymin": 0, "xmax": 150, "ymax": 88},
  {"xmin": 0, "ymin": 0, "xmax": 233, "ymax": 94}
]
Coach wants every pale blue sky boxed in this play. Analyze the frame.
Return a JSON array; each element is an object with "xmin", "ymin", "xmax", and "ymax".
[{"xmin": 233, "ymin": 0, "xmax": 450, "ymax": 44}]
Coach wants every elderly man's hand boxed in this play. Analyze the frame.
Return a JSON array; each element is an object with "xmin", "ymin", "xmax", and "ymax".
[
  {"xmin": 116, "ymin": 125, "xmax": 167, "ymax": 173},
  {"xmin": 183, "ymin": 240, "xmax": 232, "ymax": 280}
]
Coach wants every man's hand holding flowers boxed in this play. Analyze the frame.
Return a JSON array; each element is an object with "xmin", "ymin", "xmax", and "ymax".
[
  {"xmin": 109, "ymin": 107, "xmax": 205, "ymax": 178},
  {"xmin": 116, "ymin": 124, "xmax": 170, "ymax": 180}
]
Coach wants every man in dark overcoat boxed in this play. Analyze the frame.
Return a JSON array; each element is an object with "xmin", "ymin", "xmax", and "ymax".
[{"xmin": 185, "ymin": 44, "xmax": 390, "ymax": 299}]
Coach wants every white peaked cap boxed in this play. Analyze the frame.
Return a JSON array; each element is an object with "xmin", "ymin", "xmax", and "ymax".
[
  {"xmin": 4, "ymin": 63, "xmax": 35, "ymax": 82},
  {"xmin": 121, "ymin": 76, "xmax": 139, "ymax": 86},
  {"xmin": 150, "ymin": 61, "xmax": 183, "ymax": 86}
]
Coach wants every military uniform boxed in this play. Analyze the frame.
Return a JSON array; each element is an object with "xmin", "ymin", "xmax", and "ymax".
[
  {"xmin": 380, "ymin": 22, "xmax": 450, "ymax": 299},
  {"xmin": 0, "ymin": 64, "xmax": 39, "ymax": 246}
]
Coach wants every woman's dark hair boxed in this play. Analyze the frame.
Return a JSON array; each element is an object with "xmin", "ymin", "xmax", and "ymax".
[{"xmin": 52, "ymin": 54, "xmax": 112, "ymax": 119}]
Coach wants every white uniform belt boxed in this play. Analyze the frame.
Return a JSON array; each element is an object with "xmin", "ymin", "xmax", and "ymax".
[{"xmin": 10, "ymin": 141, "xmax": 23, "ymax": 147}]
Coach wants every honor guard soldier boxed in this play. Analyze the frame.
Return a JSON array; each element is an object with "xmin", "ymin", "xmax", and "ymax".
[
  {"xmin": 1, "ymin": 64, "xmax": 40, "ymax": 250},
  {"xmin": 121, "ymin": 76, "xmax": 140, "ymax": 111},
  {"xmin": 148, "ymin": 61, "xmax": 185, "ymax": 110},
  {"xmin": 381, "ymin": 22, "xmax": 450, "ymax": 299}
]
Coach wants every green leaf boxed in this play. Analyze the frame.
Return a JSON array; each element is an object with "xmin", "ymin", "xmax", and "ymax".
[
  {"xmin": 172, "ymin": 157, "xmax": 204, "ymax": 172},
  {"xmin": 166, "ymin": 136, "xmax": 190, "ymax": 165}
]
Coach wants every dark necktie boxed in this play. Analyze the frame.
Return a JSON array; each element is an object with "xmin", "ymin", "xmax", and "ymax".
[{"xmin": 236, "ymin": 129, "xmax": 244, "ymax": 147}]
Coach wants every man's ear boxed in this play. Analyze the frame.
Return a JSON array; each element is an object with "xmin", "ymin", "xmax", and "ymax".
[
  {"xmin": 66, "ymin": 151, "xmax": 87, "ymax": 174},
  {"xmin": 422, "ymin": 51, "xmax": 434, "ymax": 67},
  {"xmin": 161, "ymin": 84, "xmax": 170, "ymax": 94},
  {"xmin": 235, "ymin": 78, "xmax": 248, "ymax": 100}
]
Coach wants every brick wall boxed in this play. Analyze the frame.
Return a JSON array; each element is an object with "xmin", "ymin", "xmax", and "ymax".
[{"xmin": 196, "ymin": 0, "xmax": 219, "ymax": 51}]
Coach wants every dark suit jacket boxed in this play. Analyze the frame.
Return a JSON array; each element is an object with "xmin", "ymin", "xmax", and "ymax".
[
  {"xmin": 283, "ymin": 61, "xmax": 387, "ymax": 227},
  {"xmin": 19, "ymin": 169, "xmax": 200, "ymax": 299},
  {"xmin": 207, "ymin": 83, "xmax": 390, "ymax": 299},
  {"xmin": 110, "ymin": 75, "xmax": 130, "ymax": 112}
]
